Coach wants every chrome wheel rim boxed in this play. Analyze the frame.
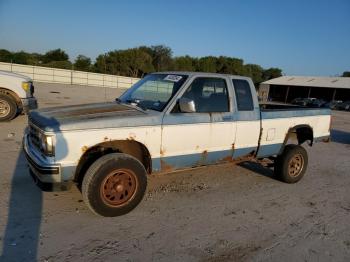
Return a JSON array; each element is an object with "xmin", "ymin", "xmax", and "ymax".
[{"xmin": 0, "ymin": 99, "xmax": 10, "ymax": 118}]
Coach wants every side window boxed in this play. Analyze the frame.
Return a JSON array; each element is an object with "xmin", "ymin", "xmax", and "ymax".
[
  {"xmin": 181, "ymin": 77, "xmax": 229, "ymax": 113},
  {"xmin": 232, "ymin": 79, "xmax": 254, "ymax": 111}
]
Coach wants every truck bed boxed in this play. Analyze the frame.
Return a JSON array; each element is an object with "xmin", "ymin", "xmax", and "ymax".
[{"xmin": 256, "ymin": 103, "xmax": 331, "ymax": 158}]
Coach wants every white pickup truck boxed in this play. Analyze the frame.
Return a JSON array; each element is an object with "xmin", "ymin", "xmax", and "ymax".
[
  {"xmin": 23, "ymin": 72, "xmax": 331, "ymax": 216},
  {"xmin": 0, "ymin": 70, "xmax": 38, "ymax": 121}
]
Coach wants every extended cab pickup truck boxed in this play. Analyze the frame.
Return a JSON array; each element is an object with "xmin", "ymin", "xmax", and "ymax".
[
  {"xmin": 23, "ymin": 72, "xmax": 331, "ymax": 216},
  {"xmin": 0, "ymin": 70, "xmax": 37, "ymax": 121}
]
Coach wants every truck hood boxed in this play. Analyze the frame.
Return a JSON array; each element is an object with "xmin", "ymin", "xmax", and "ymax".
[
  {"xmin": 0, "ymin": 70, "xmax": 32, "ymax": 82},
  {"xmin": 29, "ymin": 102, "xmax": 161, "ymax": 132}
]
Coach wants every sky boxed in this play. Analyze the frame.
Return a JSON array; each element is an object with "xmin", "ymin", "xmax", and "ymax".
[{"xmin": 0, "ymin": 0, "xmax": 349, "ymax": 76}]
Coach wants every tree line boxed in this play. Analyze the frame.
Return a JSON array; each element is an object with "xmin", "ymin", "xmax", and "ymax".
[{"xmin": 1, "ymin": 45, "xmax": 346, "ymax": 85}]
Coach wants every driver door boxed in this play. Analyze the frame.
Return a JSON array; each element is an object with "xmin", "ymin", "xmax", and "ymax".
[{"xmin": 160, "ymin": 76, "xmax": 236, "ymax": 170}]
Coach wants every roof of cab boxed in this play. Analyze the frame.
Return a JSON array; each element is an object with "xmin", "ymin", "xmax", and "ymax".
[{"xmin": 152, "ymin": 71, "xmax": 252, "ymax": 81}]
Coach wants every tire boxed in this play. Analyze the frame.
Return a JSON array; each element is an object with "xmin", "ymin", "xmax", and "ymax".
[
  {"xmin": 0, "ymin": 94, "xmax": 17, "ymax": 121},
  {"xmin": 82, "ymin": 153, "xmax": 147, "ymax": 217},
  {"xmin": 275, "ymin": 145, "xmax": 308, "ymax": 183}
]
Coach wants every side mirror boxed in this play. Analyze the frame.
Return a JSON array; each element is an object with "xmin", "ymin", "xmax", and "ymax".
[{"xmin": 179, "ymin": 97, "xmax": 196, "ymax": 113}]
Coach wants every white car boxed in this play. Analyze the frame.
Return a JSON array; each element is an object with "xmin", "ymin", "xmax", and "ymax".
[{"xmin": 0, "ymin": 70, "xmax": 38, "ymax": 121}]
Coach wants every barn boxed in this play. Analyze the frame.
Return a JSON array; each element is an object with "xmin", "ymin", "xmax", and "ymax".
[{"xmin": 258, "ymin": 76, "xmax": 350, "ymax": 103}]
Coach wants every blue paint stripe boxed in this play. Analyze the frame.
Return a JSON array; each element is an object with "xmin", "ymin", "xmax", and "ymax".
[
  {"xmin": 256, "ymin": 143, "xmax": 283, "ymax": 158},
  {"xmin": 232, "ymin": 146, "xmax": 257, "ymax": 158},
  {"xmin": 152, "ymin": 143, "xmax": 282, "ymax": 172}
]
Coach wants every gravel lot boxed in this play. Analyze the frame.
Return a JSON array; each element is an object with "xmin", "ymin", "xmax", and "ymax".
[{"xmin": 0, "ymin": 82, "xmax": 350, "ymax": 262}]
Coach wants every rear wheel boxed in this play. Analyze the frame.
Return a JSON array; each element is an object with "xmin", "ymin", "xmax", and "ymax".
[
  {"xmin": 275, "ymin": 145, "xmax": 308, "ymax": 183},
  {"xmin": 0, "ymin": 94, "xmax": 17, "ymax": 121},
  {"xmin": 82, "ymin": 153, "xmax": 147, "ymax": 217}
]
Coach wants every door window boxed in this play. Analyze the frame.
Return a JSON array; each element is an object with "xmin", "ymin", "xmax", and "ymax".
[{"xmin": 181, "ymin": 77, "xmax": 229, "ymax": 112}]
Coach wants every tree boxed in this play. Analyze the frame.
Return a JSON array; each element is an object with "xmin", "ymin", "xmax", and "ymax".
[
  {"xmin": 74, "ymin": 55, "xmax": 91, "ymax": 71},
  {"xmin": 94, "ymin": 48, "xmax": 154, "ymax": 77},
  {"xmin": 42, "ymin": 60, "xmax": 72, "ymax": 69},
  {"xmin": 122, "ymin": 48, "xmax": 154, "ymax": 77},
  {"xmin": 0, "ymin": 47, "xmax": 285, "ymax": 80},
  {"xmin": 12, "ymin": 51, "xmax": 33, "ymax": 64},
  {"xmin": 244, "ymin": 64, "xmax": 264, "ymax": 84},
  {"xmin": 42, "ymin": 49, "xmax": 69, "ymax": 63},
  {"xmin": 216, "ymin": 56, "xmax": 245, "ymax": 75},
  {"xmin": 140, "ymin": 45, "xmax": 173, "ymax": 71},
  {"xmin": 262, "ymin": 67, "xmax": 282, "ymax": 81},
  {"xmin": 342, "ymin": 71, "xmax": 350, "ymax": 77},
  {"xmin": 172, "ymin": 56, "xmax": 197, "ymax": 71},
  {"xmin": 196, "ymin": 56, "xmax": 218, "ymax": 72},
  {"xmin": 0, "ymin": 49, "xmax": 13, "ymax": 62}
]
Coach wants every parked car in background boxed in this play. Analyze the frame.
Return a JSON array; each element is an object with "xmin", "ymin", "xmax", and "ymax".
[
  {"xmin": 0, "ymin": 70, "xmax": 37, "ymax": 121},
  {"xmin": 337, "ymin": 101, "xmax": 350, "ymax": 111},
  {"xmin": 324, "ymin": 100, "xmax": 343, "ymax": 110},
  {"xmin": 309, "ymin": 98, "xmax": 327, "ymax": 108},
  {"xmin": 291, "ymin": 98, "xmax": 328, "ymax": 108},
  {"xmin": 291, "ymin": 97, "xmax": 316, "ymax": 107}
]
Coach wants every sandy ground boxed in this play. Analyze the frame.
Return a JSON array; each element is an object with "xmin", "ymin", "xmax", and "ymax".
[{"xmin": 0, "ymin": 82, "xmax": 350, "ymax": 262}]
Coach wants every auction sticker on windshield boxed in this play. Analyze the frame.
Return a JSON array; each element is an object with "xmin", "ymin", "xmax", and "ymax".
[{"xmin": 164, "ymin": 75, "xmax": 182, "ymax": 82}]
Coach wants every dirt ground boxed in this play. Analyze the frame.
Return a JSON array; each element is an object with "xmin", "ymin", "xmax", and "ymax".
[{"xmin": 0, "ymin": 82, "xmax": 350, "ymax": 262}]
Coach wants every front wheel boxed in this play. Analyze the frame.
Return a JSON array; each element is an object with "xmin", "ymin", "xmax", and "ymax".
[
  {"xmin": 0, "ymin": 94, "xmax": 17, "ymax": 121},
  {"xmin": 275, "ymin": 145, "xmax": 308, "ymax": 183},
  {"xmin": 82, "ymin": 153, "xmax": 147, "ymax": 217}
]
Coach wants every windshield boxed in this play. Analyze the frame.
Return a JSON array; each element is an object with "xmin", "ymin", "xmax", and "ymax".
[{"xmin": 118, "ymin": 73, "xmax": 188, "ymax": 111}]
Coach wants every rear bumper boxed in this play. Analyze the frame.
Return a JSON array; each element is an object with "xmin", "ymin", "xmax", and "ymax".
[
  {"xmin": 21, "ymin": 97, "xmax": 38, "ymax": 113},
  {"xmin": 23, "ymin": 134, "xmax": 72, "ymax": 191}
]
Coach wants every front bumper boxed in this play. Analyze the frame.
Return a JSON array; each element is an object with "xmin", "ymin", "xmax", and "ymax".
[
  {"xmin": 21, "ymin": 97, "xmax": 38, "ymax": 113},
  {"xmin": 23, "ymin": 134, "xmax": 72, "ymax": 191}
]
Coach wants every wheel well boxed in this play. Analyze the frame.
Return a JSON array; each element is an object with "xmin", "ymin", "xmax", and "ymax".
[
  {"xmin": 0, "ymin": 88, "xmax": 22, "ymax": 109},
  {"xmin": 283, "ymin": 125, "xmax": 314, "ymax": 147},
  {"xmin": 74, "ymin": 140, "xmax": 152, "ymax": 186}
]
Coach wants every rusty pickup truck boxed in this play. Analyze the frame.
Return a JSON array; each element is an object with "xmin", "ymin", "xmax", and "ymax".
[{"xmin": 24, "ymin": 72, "xmax": 331, "ymax": 216}]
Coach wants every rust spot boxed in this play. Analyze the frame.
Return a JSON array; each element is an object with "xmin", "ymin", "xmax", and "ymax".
[
  {"xmin": 128, "ymin": 133, "xmax": 136, "ymax": 140},
  {"xmin": 195, "ymin": 150, "xmax": 208, "ymax": 166},
  {"xmin": 218, "ymin": 143, "xmax": 236, "ymax": 163},
  {"xmin": 160, "ymin": 148, "xmax": 165, "ymax": 157},
  {"xmin": 103, "ymin": 136, "xmax": 109, "ymax": 141},
  {"xmin": 160, "ymin": 160, "xmax": 174, "ymax": 172},
  {"xmin": 220, "ymin": 150, "xmax": 255, "ymax": 164},
  {"xmin": 221, "ymin": 156, "xmax": 234, "ymax": 162},
  {"xmin": 81, "ymin": 145, "xmax": 88, "ymax": 153}
]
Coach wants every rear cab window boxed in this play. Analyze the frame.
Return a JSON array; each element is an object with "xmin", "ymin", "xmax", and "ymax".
[{"xmin": 232, "ymin": 79, "xmax": 254, "ymax": 111}]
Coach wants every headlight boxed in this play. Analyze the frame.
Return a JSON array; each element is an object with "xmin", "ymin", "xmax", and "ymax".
[
  {"xmin": 39, "ymin": 133, "xmax": 55, "ymax": 156},
  {"xmin": 22, "ymin": 81, "xmax": 30, "ymax": 91}
]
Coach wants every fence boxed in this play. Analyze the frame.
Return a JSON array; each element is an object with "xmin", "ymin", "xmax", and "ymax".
[{"xmin": 0, "ymin": 62, "xmax": 140, "ymax": 89}]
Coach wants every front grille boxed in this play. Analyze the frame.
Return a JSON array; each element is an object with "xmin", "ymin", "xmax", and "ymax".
[{"xmin": 29, "ymin": 124, "xmax": 41, "ymax": 150}]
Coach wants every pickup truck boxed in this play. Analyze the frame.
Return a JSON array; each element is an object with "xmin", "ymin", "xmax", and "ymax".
[
  {"xmin": 23, "ymin": 72, "xmax": 331, "ymax": 217},
  {"xmin": 0, "ymin": 70, "xmax": 38, "ymax": 121}
]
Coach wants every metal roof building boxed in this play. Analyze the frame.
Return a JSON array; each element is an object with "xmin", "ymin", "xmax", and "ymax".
[{"xmin": 259, "ymin": 76, "xmax": 350, "ymax": 103}]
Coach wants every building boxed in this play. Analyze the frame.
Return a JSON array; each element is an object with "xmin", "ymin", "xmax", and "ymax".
[{"xmin": 259, "ymin": 76, "xmax": 350, "ymax": 103}]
